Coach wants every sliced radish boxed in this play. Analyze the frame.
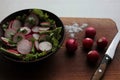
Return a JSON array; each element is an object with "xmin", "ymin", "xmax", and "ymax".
[
  {"xmin": 25, "ymin": 34, "xmax": 33, "ymax": 40},
  {"xmin": 29, "ymin": 14, "xmax": 39, "ymax": 25},
  {"xmin": 7, "ymin": 49, "xmax": 19, "ymax": 54},
  {"xmin": 13, "ymin": 33, "xmax": 25, "ymax": 43},
  {"xmin": 25, "ymin": 13, "xmax": 39, "ymax": 27},
  {"xmin": 39, "ymin": 41, "xmax": 52, "ymax": 52},
  {"xmin": 40, "ymin": 22, "xmax": 50, "ymax": 27},
  {"xmin": 1, "ymin": 37, "xmax": 16, "ymax": 47},
  {"xmin": 32, "ymin": 26, "xmax": 40, "ymax": 33},
  {"xmin": 19, "ymin": 27, "xmax": 31, "ymax": 35},
  {"xmin": 11, "ymin": 19, "xmax": 21, "ymax": 31},
  {"xmin": 34, "ymin": 40, "xmax": 39, "ymax": 50},
  {"xmin": 0, "ymin": 47, "xmax": 21, "ymax": 58},
  {"xmin": 33, "ymin": 33, "xmax": 40, "ymax": 40},
  {"xmin": 4, "ymin": 28, "xmax": 16, "ymax": 38},
  {"xmin": 39, "ymin": 27, "xmax": 50, "ymax": 31},
  {"xmin": 8, "ymin": 20, "xmax": 14, "ymax": 29},
  {"xmin": 17, "ymin": 39, "xmax": 32, "ymax": 54},
  {"xmin": 1, "ymin": 37, "xmax": 9, "ymax": 44}
]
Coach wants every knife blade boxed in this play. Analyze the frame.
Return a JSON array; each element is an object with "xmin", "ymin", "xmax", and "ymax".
[{"xmin": 91, "ymin": 31, "xmax": 120, "ymax": 80}]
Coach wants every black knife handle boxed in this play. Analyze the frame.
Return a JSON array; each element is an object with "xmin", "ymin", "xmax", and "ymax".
[{"xmin": 91, "ymin": 54, "xmax": 111, "ymax": 80}]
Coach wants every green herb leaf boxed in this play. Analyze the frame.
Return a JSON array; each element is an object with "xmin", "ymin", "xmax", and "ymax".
[{"xmin": 23, "ymin": 51, "xmax": 47, "ymax": 61}]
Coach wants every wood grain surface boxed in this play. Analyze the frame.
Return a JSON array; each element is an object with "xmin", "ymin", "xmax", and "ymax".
[{"xmin": 0, "ymin": 17, "xmax": 119, "ymax": 80}]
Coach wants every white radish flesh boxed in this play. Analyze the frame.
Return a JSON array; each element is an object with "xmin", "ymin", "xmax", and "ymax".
[
  {"xmin": 17, "ymin": 39, "xmax": 32, "ymax": 54},
  {"xmin": 20, "ymin": 27, "xmax": 31, "ymax": 35},
  {"xmin": 40, "ymin": 22, "xmax": 50, "ymax": 27},
  {"xmin": 34, "ymin": 40, "xmax": 39, "ymax": 50},
  {"xmin": 39, "ymin": 27, "xmax": 50, "ymax": 31},
  {"xmin": 33, "ymin": 33, "xmax": 40, "ymax": 40},
  {"xmin": 39, "ymin": 41, "xmax": 52, "ymax": 52}
]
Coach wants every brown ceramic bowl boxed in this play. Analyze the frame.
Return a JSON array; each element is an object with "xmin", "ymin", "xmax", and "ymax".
[{"xmin": 0, "ymin": 9, "xmax": 64, "ymax": 63}]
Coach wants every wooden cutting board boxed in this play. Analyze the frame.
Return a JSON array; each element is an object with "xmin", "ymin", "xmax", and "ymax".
[{"xmin": 0, "ymin": 17, "xmax": 119, "ymax": 80}]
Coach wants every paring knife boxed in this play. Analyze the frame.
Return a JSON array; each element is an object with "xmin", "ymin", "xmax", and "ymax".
[{"xmin": 91, "ymin": 31, "xmax": 120, "ymax": 80}]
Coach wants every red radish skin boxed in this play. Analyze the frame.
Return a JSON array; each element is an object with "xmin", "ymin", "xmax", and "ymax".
[
  {"xmin": 82, "ymin": 38, "xmax": 94, "ymax": 49},
  {"xmin": 7, "ymin": 49, "xmax": 19, "ymax": 54},
  {"xmin": 87, "ymin": 50, "xmax": 100, "ymax": 64},
  {"xmin": 66, "ymin": 38, "xmax": 78, "ymax": 52},
  {"xmin": 17, "ymin": 39, "xmax": 32, "ymax": 54},
  {"xmin": 25, "ymin": 34, "xmax": 33, "ymax": 40},
  {"xmin": 97, "ymin": 37, "xmax": 108, "ymax": 49},
  {"xmin": 85, "ymin": 27, "xmax": 96, "ymax": 38},
  {"xmin": 39, "ymin": 41, "xmax": 52, "ymax": 52}
]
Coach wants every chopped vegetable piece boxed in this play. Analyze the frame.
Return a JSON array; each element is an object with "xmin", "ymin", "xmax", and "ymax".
[
  {"xmin": 11, "ymin": 19, "xmax": 21, "ymax": 31},
  {"xmin": 32, "ymin": 26, "xmax": 40, "ymax": 33},
  {"xmin": 13, "ymin": 33, "xmax": 25, "ymax": 43},
  {"xmin": 4, "ymin": 28, "xmax": 16, "ymax": 39},
  {"xmin": 33, "ymin": 33, "xmax": 40, "ymax": 40},
  {"xmin": 40, "ymin": 22, "xmax": 50, "ymax": 27},
  {"xmin": 34, "ymin": 40, "xmax": 39, "ymax": 51},
  {"xmin": 19, "ymin": 27, "xmax": 31, "ymax": 35},
  {"xmin": 1, "ymin": 37, "xmax": 16, "ymax": 47},
  {"xmin": 0, "ymin": 47, "xmax": 21, "ymax": 59},
  {"xmin": 39, "ymin": 27, "xmax": 50, "ymax": 31},
  {"xmin": 17, "ymin": 39, "xmax": 32, "ymax": 54},
  {"xmin": 39, "ymin": 41, "xmax": 52, "ymax": 52}
]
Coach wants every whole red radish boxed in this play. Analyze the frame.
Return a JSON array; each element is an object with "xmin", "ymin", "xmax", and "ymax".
[
  {"xmin": 66, "ymin": 38, "xmax": 78, "ymax": 52},
  {"xmin": 87, "ymin": 50, "xmax": 100, "ymax": 64},
  {"xmin": 97, "ymin": 37, "xmax": 108, "ymax": 49},
  {"xmin": 82, "ymin": 38, "xmax": 93, "ymax": 49},
  {"xmin": 85, "ymin": 27, "xmax": 96, "ymax": 38}
]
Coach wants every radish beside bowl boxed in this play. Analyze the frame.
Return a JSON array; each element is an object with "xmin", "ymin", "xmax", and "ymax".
[{"xmin": 0, "ymin": 9, "xmax": 64, "ymax": 63}]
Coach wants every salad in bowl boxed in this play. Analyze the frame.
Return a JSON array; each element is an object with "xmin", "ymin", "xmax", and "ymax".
[{"xmin": 0, "ymin": 9, "xmax": 64, "ymax": 63}]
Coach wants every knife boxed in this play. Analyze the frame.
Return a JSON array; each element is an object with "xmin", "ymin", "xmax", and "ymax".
[{"xmin": 91, "ymin": 31, "xmax": 120, "ymax": 80}]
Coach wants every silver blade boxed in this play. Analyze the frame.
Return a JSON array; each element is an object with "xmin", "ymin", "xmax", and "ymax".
[{"xmin": 106, "ymin": 31, "xmax": 120, "ymax": 59}]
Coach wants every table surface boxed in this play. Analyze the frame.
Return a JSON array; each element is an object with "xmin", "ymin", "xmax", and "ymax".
[
  {"xmin": 0, "ymin": 1, "xmax": 120, "ymax": 80},
  {"xmin": 0, "ymin": 0, "xmax": 120, "ymax": 30},
  {"xmin": 0, "ymin": 17, "xmax": 119, "ymax": 80}
]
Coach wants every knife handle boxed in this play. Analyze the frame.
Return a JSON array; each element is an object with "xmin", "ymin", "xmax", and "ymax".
[{"xmin": 91, "ymin": 54, "xmax": 111, "ymax": 80}]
